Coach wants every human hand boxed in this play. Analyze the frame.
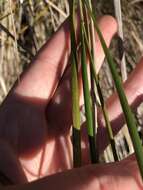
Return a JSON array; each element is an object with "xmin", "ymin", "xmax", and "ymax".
[{"xmin": 0, "ymin": 13, "xmax": 143, "ymax": 190}]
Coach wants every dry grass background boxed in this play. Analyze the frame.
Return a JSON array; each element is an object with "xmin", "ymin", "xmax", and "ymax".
[
  {"xmin": 0, "ymin": 0, "xmax": 143, "ymax": 161},
  {"xmin": 0, "ymin": 0, "xmax": 69, "ymax": 101}
]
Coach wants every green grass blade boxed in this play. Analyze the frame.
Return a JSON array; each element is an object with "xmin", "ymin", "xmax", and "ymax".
[
  {"xmin": 72, "ymin": 57, "xmax": 82, "ymax": 167},
  {"xmin": 70, "ymin": 0, "xmax": 81, "ymax": 167},
  {"xmin": 84, "ymin": 0, "xmax": 143, "ymax": 177},
  {"xmin": 83, "ymin": 25, "xmax": 118, "ymax": 161},
  {"xmin": 81, "ymin": 27, "xmax": 97, "ymax": 163},
  {"xmin": 86, "ymin": 0, "xmax": 98, "ymax": 147},
  {"xmin": 79, "ymin": 0, "xmax": 98, "ymax": 163},
  {"xmin": 84, "ymin": 1, "xmax": 98, "ymax": 161}
]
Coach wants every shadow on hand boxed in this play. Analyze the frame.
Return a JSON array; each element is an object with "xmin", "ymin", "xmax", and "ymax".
[{"xmin": 0, "ymin": 90, "xmax": 72, "ymax": 178}]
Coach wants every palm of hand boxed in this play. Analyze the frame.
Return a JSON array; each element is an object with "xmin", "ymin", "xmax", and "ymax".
[{"xmin": 0, "ymin": 67, "xmax": 72, "ymax": 182}]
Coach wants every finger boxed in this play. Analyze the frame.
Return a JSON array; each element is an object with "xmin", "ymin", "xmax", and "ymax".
[
  {"xmin": 79, "ymin": 15, "xmax": 117, "ymax": 105},
  {"xmin": 9, "ymin": 15, "xmax": 116, "ymax": 103},
  {"xmin": 46, "ymin": 16, "xmax": 117, "ymax": 133},
  {"xmin": 95, "ymin": 15, "xmax": 117, "ymax": 73},
  {"xmin": 96, "ymin": 57, "xmax": 143, "ymax": 153},
  {"xmin": 8, "ymin": 156, "xmax": 143, "ymax": 190},
  {"xmin": 11, "ymin": 19, "xmax": 71, "ymax": 103}
]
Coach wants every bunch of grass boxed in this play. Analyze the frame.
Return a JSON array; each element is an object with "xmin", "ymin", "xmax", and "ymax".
[{"xmin": 70, "ymin": 0, "xmax": 143, "ymax": 179}]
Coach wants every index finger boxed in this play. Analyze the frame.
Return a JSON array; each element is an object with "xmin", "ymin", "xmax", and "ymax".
[{"xmin": 8, "ymin": 15, "xmax": 117, "ymax": 106}]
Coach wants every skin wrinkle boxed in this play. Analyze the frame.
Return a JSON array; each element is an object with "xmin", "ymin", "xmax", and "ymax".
[
  {"xmin": 20, "ymin": 139, "xmax": 56, "ymax": 181},
  {"xmin": 0, "ymin": 141, "xmax": 27, "ymax": 184},
  {"xmin": 4, "ymin": 156, "xmax": 143, "ymax": 190},
  {"xmin": 46, "ymin": 136, "xmax": 72, "ymax": 175},
  {"xmin": 87, "ymin": 160, "xmax": 142, "ymax": 190}
]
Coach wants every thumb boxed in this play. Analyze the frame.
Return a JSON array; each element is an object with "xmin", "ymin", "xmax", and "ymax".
[{"xmin": 8, "ymin": 155, "xmax": 143, "ymax": 190}]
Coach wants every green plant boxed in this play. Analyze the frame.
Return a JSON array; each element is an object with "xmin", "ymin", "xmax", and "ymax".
[{"xmin": 70, "ymin": 0, "xmax": 143, "ymax": 179}]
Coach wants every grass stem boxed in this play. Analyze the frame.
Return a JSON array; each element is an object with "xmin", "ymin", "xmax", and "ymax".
[{"xmin": 70, "ymin": 0, "xmax": 82, "ymax": 167}]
